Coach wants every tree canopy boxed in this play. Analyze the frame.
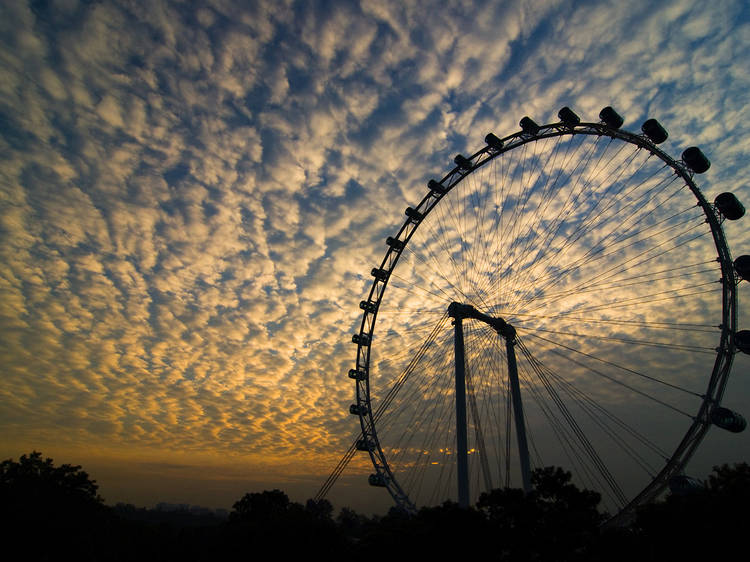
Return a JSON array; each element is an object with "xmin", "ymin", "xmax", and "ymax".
[
  {"xmin": 1, "ymin": 452, "xmax": 747, "ymax": 561},
  {"xmin": 1, "ymin": 450, "xmax": 102, "ymax": 508},
  {"xmin": 1, "ymin": 451, "xmax": 109, "ymax": 560}
]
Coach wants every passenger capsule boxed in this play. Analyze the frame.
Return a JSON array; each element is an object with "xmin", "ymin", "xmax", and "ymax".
[
  {"xmin": 454, "ymin": 154, "xmax": 473, "ymax": 171},
  {"xmin": 715, "ymin": 192, "xmax": 745, "ymax": 220},
  {"xmin": 485, "ymin": 132, "xmax": 504, "ymax": 150},
  {"xmin": 386, "ymin": 236, "xmax": 405, "ymax": 251},
  {"xmin": 359, "ymin": 300, "xmax": 376, "ymax": 313},
  {"xmin": 711, "ymin": 407, "xmax": 746, "ymax": 433},
  {"xmin": 428, "ymin": 179, "xmax": 446, "ymax": 194},
  {"xmin": 348, "ymin": 368, "xmax": 366, "ymax": 380},
  {"xmin": 599, "ymin": 106, "xmax": 624, "ymax": 129},
  {"xmin": 352, "ymin": 333, "xmax": 370, "ymax": 345},
  {"xmin": 734, "ymin": 255, "xmax": 750, "ymax": 281},
  {"xmin": 368, "ymin": 473, "xmax": 387, "ymax": 487},
  {"xmin": 735, "ymin": 330, "xmax": 750, "ymax": 354},
  {"xmin": 350, "ymin": 404, "xmax": 369, "ymax": 416},
  {"xmin": 682, "ymin": 146, "xmax": 711, "ymax": 174},
  {"xmin": 520, "ymin": 116, "xmax": 540, "ymax": 135},
  {"xmin": 641, "ymin": 118, "xmax": 668, "ymax": 144},
  {"xmin": 558, "ymin": 106, "xmax": 580, "ymax": 126},
  {"xmin": 669, "ymin": 475, "xmax": 704, "ymax": 495},
  {"xmin": 371, "ymin": 267, "xmax": 389, "ymax": 281},
  {"xmin": 405, "ymin": 207, "xmax": 423, "ymax": 222}
]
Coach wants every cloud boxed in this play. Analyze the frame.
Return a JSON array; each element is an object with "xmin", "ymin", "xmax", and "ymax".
[{"xmin": 0, "ymin": 0, "xmax": 748, "ymax": 513}]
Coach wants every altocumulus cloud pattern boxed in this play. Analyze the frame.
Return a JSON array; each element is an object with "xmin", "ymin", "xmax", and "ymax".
[{"xmin": 0, "ymin": 0, "xmax": 748, "ymax": 511}]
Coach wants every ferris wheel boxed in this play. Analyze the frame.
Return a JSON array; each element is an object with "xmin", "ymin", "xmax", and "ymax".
[{"xmin": 347, "ymin": 106, "xmax": 749, "ymax": 523}]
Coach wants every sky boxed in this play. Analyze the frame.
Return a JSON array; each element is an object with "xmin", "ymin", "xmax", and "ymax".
[{"xmin": 1, "ymin": 0, "xmax": 749, "ymax": 515}]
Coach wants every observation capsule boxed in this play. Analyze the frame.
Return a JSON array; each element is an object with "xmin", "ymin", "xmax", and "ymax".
[
  {"xmin": 710, "ymin": 407, "xmax": 746, "ymax": 433},
  {"xmin": 485, "ymin": 132, "xmax": 504, "ymax": 150},
  {"xmin": 735, "ymin": 330, "xmax": 750, "ymax": 354},
  {"xmin": 454, "ymin": 154, "xmax": 473, "ymax": 171},
  {"xmin": 405, "ymin": 207, "xmax": 424, "ymax": 222},
  {"xmin": 386, "ymin": 236, "xmax": 405, "ymax": 251},
  {"xmin": 558, "ymin": 106, "xmax": 580, "ymax": 126},
  {"xmin": 669, "ymin": 475, "xmax": 704, "ymax": 495},
  {"xmin": 368, "ymin": 473, "xmax": 387, "ymax": 487},
  {"xmin": 352, "ymin": 333, "xmax": 370, "ymax": 345},
  {"xmin": 349, "ymin": 404, "xmax": 369, "ymax": 416},
  {"xmin": 372, "ymin": 267, "xmax": 389, "ymax": 281},
  {"xmin": 734, "ymin": 255, "xmax": 750, "ymax": 281},
  {"xmin": 599, "ymin": 106, "xmax": 624, "ymax": 129},
  {"xmin": 641, "ymin": 118, "xmax": 668, "ymax": 144},
  {"xmin": 348, "ymin": 368, "xmax": 366, "ymax": 380},
  {"xmin": 682, "ymin": 147, "xmax": 711, "ymax": 174},
  {"xmin": 520, "ymin": 116, "xmax": 540, "ymax": 135},
  {"xmin": 714, "ymin": 193, "xmax": 745, "ymax": 220},
  {"xmin": 428, "ymin": 179, "xmax": 446, "ymax": 194},
  {"xmin": 359, "ymin": 300, "xmax": 376, "ymax": 313}
]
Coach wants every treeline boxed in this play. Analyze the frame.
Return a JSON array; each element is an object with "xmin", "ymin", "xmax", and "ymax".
[{"xmin": 1, "ymin": 452, "xmax": 747, "ymax": 560}]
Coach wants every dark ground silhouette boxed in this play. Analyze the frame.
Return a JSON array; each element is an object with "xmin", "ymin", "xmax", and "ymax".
[{"xmin": 2, "ymin": 451, "xmax": 747, "ymax": 561}]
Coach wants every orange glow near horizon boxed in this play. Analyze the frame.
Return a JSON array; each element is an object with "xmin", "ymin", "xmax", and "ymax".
[{"xmin": 1, "ymin": 0, "xmax": 748, "ymax": 515}]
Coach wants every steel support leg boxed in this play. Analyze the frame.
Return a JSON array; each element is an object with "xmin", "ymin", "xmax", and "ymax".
[
  {"xmin": 453, "ymin": 315, "xmax": 470, "ymax": 508},
  {"xmin": 506, "ymin": 337, "xmax": 532, "ymax": 494}
]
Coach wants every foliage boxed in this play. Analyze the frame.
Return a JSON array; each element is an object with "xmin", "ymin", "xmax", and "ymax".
[
  {"xmin": 635, "ymin": 462, "xmax": 750, "ymax": 558},
  {"xmin": 305, "ymin": 497, "xmax": 334, "ymax": 520},
  {"xmin": 230, "ymin": 488, "xmax": 291, "ymax": 522},
  {"xmin": 336, "ymin": 506, "xmax": 370, "ymax": 538},
  {"xmin": 708, "ymin": 461, "xmax": 750, "ymax": 495},
  {"xmin": 0, "ymin": 450, "xmax": 103, "ymax": 510},
  {"xmin": 2, "ymin": 453, "xmax": 747, "ymax": 560},
  {"xmin": 1, "ymin": 451, "xmax": 108, "ymax": 561},
  {"xmin": 227, "ymin": 488, "xmax": 344, "ymax": 555},
  {"xmin": 531, "ymin": 465, "xmax": 603, "ymax": 530},
  {"xmin": 474, "ymin": 467, "xmax": 602, "ymax": 560}
]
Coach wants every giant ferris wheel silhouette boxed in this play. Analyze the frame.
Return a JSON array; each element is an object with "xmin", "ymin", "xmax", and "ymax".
[{"xmin": 322, "ymin": 105, "xmax": 748, "ymax": 524}]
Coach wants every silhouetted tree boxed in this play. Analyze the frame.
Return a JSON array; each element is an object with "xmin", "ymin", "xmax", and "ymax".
[
  {"xmin": 305, "ymin": 497, "xmax": 334, "ymax": 520},
  {"xmin": 636, "ymin": 462, "xmax": 750, "ymax": 559},
  {"xmin": 477, "ymin": 486, "xmax": 534, "ymax": 526},
  {"xmin": 336, "ymin": 506, "xmax": 370, "ymax": 539},
  {"xmin": 1, "ymin": 451, "xmax": 109, "ymax": 561},
  {"xmin": 477, "ymin": 466, "xmax": 602, "ymax": 560},
  {"xmin": 708, "ymin": 461, "xmax": 750, "ymax": 495},
  {"xmin": 230, "ymin": 488, "xmax": 291, "ymax": 522},
  {"xmin": 533, "ymin": 466, "xmax": 602, "ymax": 525},
  {"xmin": 227, "ymin": 489, "xmax": 345, "ymax": 554},
  {"xmin": 413, "ymin": 501, "xmax": 489, "ymax": 555},
  {"xmin": 0, "ymin": 450, "xmax": 102, "ymax": 506},
  {"xmin": 531, "ymin": 466, "xmax": 603, "ymax": 560},
  {"xmin": 14, "ymin": 452, "xmax": 748, "ymax": 560}
]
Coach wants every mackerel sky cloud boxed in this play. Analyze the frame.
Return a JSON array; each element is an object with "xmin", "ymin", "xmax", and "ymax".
[{"xmin": 1, "ymin": 0, "xmax": 748, "ymax": 512}]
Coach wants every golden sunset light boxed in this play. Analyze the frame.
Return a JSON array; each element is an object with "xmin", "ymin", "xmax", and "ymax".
[{"xmin": 1, "ymin": 0, "xmax": 748, "ymax": 520}]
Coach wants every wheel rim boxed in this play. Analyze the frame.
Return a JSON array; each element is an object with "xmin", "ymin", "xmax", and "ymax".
[{"xmin": 352, "ymin": 118, "xmax": 737, "ymax": 522}]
